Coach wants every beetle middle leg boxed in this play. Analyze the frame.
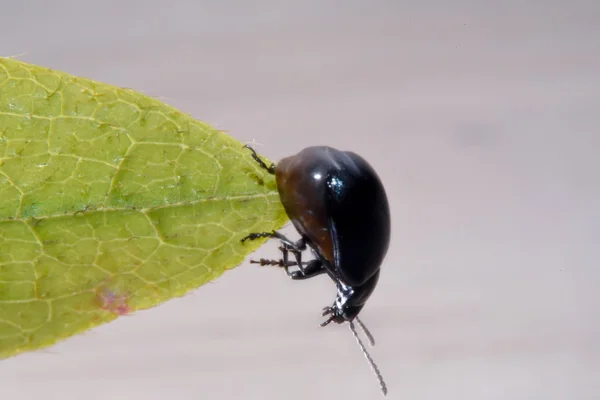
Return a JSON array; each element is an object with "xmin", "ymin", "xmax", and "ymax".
[
  {"xmin": 287, "ymin": 259, "xmax": 326, "ymax": 280},
  {"xmin": 269, "ymin": 243, "xmax": 326, "ymax": 279},
  {"xmin": 241, "ymin": 230, "xmax": 307, "ymax": 273},
  {"xmin": 251, "ymin": 253, "xmax": 325, "ymax": 280}
]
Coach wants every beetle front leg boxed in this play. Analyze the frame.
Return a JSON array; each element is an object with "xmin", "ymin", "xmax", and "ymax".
[
  {"xmin": 320, "ymin": 305, "xmax": 345, "ymax": 327},
  {"xmin": 243, "ymin": 145, "xmax": 276, "ymax": 174},
  {"xmin": 240, "ymin": 230, "xmax": 304, "ymax": 249}
]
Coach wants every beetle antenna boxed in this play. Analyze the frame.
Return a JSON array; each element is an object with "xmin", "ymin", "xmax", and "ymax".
[
  {"xmin": 355, "ymin": 316, "xmax": 376, "ymax": 347},
  {"xmin": 349, "ymin": 321, "xmax": 387, "ymax": 396}
]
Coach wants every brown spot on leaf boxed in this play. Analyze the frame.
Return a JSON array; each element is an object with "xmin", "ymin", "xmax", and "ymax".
[{"xmin": 95, "ymin": 280, "xmax": 131, "ymax": 315}]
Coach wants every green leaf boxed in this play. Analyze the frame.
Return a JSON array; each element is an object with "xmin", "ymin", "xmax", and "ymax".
[{"xmin": 0, "ymin": 56, "xmax": 288, "ymax": 359}]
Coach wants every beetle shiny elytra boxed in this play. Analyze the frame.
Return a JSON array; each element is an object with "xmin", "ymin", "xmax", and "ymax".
[{"xmin": 241, "ymin": 145, "xmax": 391, "ymax": 396}]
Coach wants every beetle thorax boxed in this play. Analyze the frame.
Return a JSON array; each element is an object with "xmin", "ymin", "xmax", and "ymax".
[{"xmin": 335, "ymin": 279, "xmax": 354, "ymax": 311}]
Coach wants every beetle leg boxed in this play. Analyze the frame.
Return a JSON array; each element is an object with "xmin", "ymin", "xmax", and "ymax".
[
  {"xmin": 273, "ymin": 237, "xmax": 306, "ymax": 272},
  {"xmin": 320, "ymin": 315, "xmax": 335, "ymax": 327},
  {"xmin": 240, "ymin": 231, "xmax": 275, "ymax": 243},
  {"xmin": 278, "ymin": 243, "xmax": 304, "ymax": 276},
  {"xmin": 288, "ymin": 259, "xmax": 326, "ymax": 280},
  {"xmin": 320, "ymin": 308, "xmax": 337, "ymax": 327},
  {"xmin": 249, "ymin": 258, "xmax": 286, "ymax": 266},
  {"xmin": 247, "ymin": 244, "xmax": 299, "ymax": 274},
  {"xmin": 241, "ymin": 231, "xmax": 308, "ymax": 270},
  {"xmin": 251, "ymin": 243, "xmax": 323, "ymax": 280},
  {"xmin": 280, "ymin": 244, "xmax": 292, "ymax": 276},
  {"xmin": 320, "ymin": 306, "xmax": 345, "ymax": 327},
  {"xmin": 271, "ymin": 231, "xmax": 308, "ymax": 252},
  {"xmin": 240, "ymin": 230, "xmax": 299, "ymax": 248},
  {"xmin": 249, "ymin": 253, "xmax": 292, "ymax": 275},
  {"xmin": 242, "ymin": 231, "xmax": 311, "ymax": 274},
  {"xmin": 243, "ymin": 145, "xmax": 275, "ymax": 174},
  {"xmin": 276, "ymin": 237, "xmax": 307, "ymax": 273},
  {"xmin": 287, "ymin": 246, "xmax": 304, "ymax": 273},
  {"xmin": 275, "ymin": 234, "xmax": 299, "ymax": 250},
  {"xmin": 293, "ymin": 237, "xmax": 307, "ymax": 251},
  {"xmin": 249, "ymin": 257, "xmax": 308, "ymax": 269},
  {"xmin": 290, "ymin": 238, "xmax": 308, "ymax": 272}
]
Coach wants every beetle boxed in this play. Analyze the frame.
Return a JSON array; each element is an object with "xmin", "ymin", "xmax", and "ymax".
[
  {"xmin": 240, "ymin": 145, "xmax": 390, "ymax": 325},
  {"xmin": 240, "ymin": 145, "xmax": 391, "ymax": 395}
]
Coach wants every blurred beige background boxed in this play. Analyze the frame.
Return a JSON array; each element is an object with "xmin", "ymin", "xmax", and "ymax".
[{"xmin": 1, "ymin": 1, "xmax": 599, "ymax": 399}]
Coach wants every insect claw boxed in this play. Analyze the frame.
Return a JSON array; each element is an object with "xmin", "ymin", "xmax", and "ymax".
[{"xmin": 249, "ymin": 258, "xmax": 268, "ymax": 266}]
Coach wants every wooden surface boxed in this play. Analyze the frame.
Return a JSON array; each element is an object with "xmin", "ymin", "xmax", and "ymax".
[{"xmin": 1, "ymin": 1, "xmax": 598, "ymax": 399}]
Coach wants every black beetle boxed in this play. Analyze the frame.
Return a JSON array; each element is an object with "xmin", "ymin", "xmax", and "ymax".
[{"xmin": 241, "ymin": 145, "xmax": 390, "ymax": 395}]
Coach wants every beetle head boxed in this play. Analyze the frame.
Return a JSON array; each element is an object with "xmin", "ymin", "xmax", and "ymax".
[{"xmin": 320, "ymin": 280, "xmax": 366, "ymax": 326}]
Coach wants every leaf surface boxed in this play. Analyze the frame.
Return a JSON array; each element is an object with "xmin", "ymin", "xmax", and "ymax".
[{"xmin": 0, "ymin": 57, "xmax": 288, "ymax": 359}]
